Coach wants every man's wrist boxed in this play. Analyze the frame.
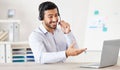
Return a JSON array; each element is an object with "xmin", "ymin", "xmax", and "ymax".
[
  {"xmin": 65, "ymin": 51, "xmax": 68, "ymax": 58},
  {"xmin": 64, "ymin": 30, "xmax": 71, "ymax": 34}
]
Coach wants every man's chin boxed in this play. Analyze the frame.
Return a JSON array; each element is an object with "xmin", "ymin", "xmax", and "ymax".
[
  {"xmin": 52, "ymin": 26, "xmax": 57, "ymax": 29},
  {"xmin": 52, "ymin": 27, "xmax": 56, "ymax": 29}
]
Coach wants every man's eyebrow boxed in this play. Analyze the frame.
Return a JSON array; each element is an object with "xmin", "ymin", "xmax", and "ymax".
[
  {"xmin": 48, "ymin": 14, "xmax": 53, "ymax": 16},
  {"xmin": 48, "ymin": 13, "xmax": 58, "ymax": 16}
]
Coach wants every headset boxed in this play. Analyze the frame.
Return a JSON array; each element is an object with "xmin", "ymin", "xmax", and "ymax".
[{"xmin": 38, "ymin": 1, "xmax": 61, "ymax": 21}]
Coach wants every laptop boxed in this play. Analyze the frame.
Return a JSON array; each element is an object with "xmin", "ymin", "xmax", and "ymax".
[{"xmin": 80, "ymin": 39, "xmax": 120, "ymax": 68}]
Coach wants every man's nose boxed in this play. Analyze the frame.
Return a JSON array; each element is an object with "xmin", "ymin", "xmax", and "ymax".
[{"xmin": 52, "ymin": 17, "xmax": 58, "ymax": 22}]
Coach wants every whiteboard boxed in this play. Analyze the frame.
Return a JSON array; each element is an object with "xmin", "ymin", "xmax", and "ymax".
[{"xmin": 84, "ymin": 0, "xmax": 120, "ymax": 50}]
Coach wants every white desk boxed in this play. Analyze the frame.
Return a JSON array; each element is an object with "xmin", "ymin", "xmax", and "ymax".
[{"xmin": 0, "ymin": 62, "xmax": 120, "ymax": 70}]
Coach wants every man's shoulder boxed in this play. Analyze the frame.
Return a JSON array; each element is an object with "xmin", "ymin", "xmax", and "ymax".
[
  {"xmin": 32, "ymin": 27, "xmax": 43, "ymax": 35},
  {"xmin": 29, "ymin": 27, "xmax": 43, "ymax": 37}
]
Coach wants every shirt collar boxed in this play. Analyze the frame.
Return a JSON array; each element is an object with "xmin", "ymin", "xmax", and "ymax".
[
  {"xmin": 39, "ymin": 23, "xmax": 48, "ymax": 34},
  {"xmin": 38, "ymin": 23, "xmax": 59, "ymax": 35}
]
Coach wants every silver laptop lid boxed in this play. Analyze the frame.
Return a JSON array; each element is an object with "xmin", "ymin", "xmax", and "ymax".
[{"xmin": 100, "ymin": 39, "xmax": 120, "ymax": 67}]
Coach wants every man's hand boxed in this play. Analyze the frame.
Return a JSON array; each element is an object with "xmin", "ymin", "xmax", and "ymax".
[
  {"xmin": 59, "ymin": 20, "xmax": 71, "ymax": 34},
  {"xmin": 65, "ymin": 42, "xmax": 87, "ymax": 57}
]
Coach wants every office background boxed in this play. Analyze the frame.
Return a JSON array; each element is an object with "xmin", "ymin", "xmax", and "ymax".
[
  {"xmin": 0, "ymin": 0, "xmax": 120, "ymax": 62},
  {"xmin": 0, "ymin": 0, "xmax": 89, "ymax": 48}
]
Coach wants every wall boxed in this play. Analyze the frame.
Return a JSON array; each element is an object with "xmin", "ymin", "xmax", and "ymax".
[{"xmin": 0, "ymin": 0, "xmax": 89, "ymax": 48}]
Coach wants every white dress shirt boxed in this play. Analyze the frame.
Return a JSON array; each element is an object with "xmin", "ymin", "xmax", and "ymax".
[{"xmin": 29, "ymin": 23, "xmax": 78, "ymax": 64}]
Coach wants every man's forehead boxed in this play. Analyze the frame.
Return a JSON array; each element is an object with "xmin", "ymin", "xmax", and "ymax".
[{"xmin": 44, "ymin": 8, "xmax": 58, "ymax": 15}]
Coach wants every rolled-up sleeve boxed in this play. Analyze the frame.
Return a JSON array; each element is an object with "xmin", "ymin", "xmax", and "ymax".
[{"xmin": 64, "ymin": 32, "xmax": 79, "ymax": 48}]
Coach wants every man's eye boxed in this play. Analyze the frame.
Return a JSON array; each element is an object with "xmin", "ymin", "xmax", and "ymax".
[
  {"xmin": 48, "ymin": 16, "xmax": 53, "ymax": 18},
  {"xmin": 55, "ymin": 15, "xmax": 58, "ymax": 17}
]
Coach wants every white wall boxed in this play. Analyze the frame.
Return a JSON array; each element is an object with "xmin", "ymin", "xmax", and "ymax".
[{"xmin": 0, "ymin": 0, "xmax": 89, "ymax": 48}]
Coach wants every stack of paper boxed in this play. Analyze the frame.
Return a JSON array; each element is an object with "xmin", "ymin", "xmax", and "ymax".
[{"xmin": 0, "ymin": 30, "xmax": 9, "ymax": 41}]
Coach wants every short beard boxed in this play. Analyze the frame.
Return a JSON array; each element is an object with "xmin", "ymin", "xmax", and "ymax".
[{"xmin": 45, "ymin": 22, "xmax": 57, "ymax": 29}]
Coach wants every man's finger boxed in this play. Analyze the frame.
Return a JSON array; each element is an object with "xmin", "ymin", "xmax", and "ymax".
[{"xmin": 76, "ymin": 48, "xmax": 87, "ymax": 54}]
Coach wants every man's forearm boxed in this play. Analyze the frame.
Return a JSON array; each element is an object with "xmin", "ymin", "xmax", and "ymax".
[{"xmin": 40, "ymin": 51, "xmax": 67, "ymax": 64}]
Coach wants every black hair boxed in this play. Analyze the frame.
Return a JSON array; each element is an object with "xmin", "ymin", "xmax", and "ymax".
[{"xmin": 38, "ymin": 1, "xmax": 60, "ymax": 20}]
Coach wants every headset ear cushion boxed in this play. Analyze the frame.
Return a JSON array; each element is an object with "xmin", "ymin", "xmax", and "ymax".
[
  {"xmin": 39, "ymin": 11, "xmax": 42, "ymax": 20},
  {"xmin": 38, "ymin": 4, "xmax": 44, "ymax": 20},
  {"xmin": 39, "ymin": 12, "xmax": 42, "ymax": 20}
]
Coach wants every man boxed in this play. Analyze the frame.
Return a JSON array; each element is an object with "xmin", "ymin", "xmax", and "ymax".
[{"xmin": 29, "ymin": 1, "xmax": 87, "ymax": 64}]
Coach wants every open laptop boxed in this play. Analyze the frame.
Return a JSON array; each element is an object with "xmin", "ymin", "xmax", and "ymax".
[{"xmin": 80, "ymin": 39, "xmax": 120, "ymax": 68}]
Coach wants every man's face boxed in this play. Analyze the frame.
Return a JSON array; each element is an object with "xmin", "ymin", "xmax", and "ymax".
[{"xmin": 43, "ymin": 8, "xmax": 59, "ymax": 29}]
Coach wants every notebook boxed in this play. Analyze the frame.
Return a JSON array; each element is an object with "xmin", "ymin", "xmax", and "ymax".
[{"xmin": 80, "ymin": 39, "xmax": 120, "ymax": 68}]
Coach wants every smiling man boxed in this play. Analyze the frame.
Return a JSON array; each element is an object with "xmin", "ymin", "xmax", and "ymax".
[{"xmin": 29, "ymin": 1, "xmax": 87, "ymax": 64}]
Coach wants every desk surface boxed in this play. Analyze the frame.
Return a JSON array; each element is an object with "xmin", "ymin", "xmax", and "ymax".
[{"xmin": 0, "ymin": 62, "xmax": 120, "ymax": 70}]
